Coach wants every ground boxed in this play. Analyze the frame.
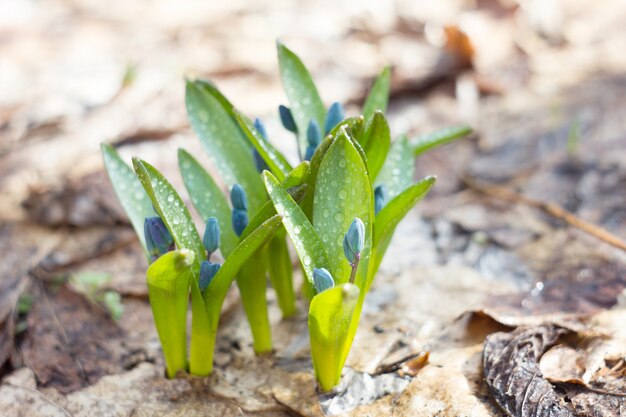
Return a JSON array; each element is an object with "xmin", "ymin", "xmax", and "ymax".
[{"xmin": 0, "ymin": 0, "xmax": 625, "ymax": 416}]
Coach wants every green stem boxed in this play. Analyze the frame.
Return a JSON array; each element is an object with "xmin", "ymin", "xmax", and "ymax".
[
  {"xmin": 348, "ymin": 254, "xmax": 360, "ymax": 284},
  {"xmin": 268, "ymin": 234, "xmax": 297, "ymax": 318},
  {"xmin": 237, "ymin": 247, "xmax": 272, "ymax": 354}
]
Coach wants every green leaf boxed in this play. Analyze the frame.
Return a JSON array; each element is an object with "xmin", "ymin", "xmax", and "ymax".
[
  {"xmin": 240, "ymin": 184, "xmax": 307, "ymax": 241},
  {"xmin": 101, "ymin": 144, "xmax": 155, "ymax": 252},
  {"xmin": 368, "ymin": 176, "xmax": 436, "ymax": 291},
  {"xmin": 362, "ymin": 66, "xmax": 391, "ymax": 120},
  {"xmin": 375, "ymin": 135, "xmax": 414, "ymax": 200},
  {"xmin": 189, "ymin": 280, "xmax": 214, "ymax": 376},
  {"xmin": 178, "ymin": 148, "xmax": 238, "ymax": 257},
  {"xmin": 263, "ymin": 172, "xmax": 329, "ymax": 287},
  {"xmin": 204, "ymin": 214, "xmax": 283, "ymax": 307},
  {"xmin": 268, "ymin": 236, "xmax": 296, "ymax": 317},
  {"xmin": 312, "ymin": 131, "xmax": 373, "ymax": 287},
  {"xmin": 237, "ymin": 248, "xmax": 271, "ymax": 353},
  {"xmin": 282, "ymin": 161, "xmax": 309, "ymax": 188},
  {"xmin": 357, "ymin": 111, "xmax": 390, "ymax": 180},
  {"xmin": 192, "ymin": 79, "xmax": 239, "ymax": 122},
  {"xmin": 308, "ymin": 283, "xmax": 360, "ymax": 391},
  {"xmin": 277, "ymin": 42, "xmax": 326, "ymax": 157},
  {"xmin": 185, "ymin": 80, "xmax": 265, "ymax": 213},
  {"xmin": 411, "ymin": 125, "xmax": 472, "ymax": 156},
  {"xmin": 301, "ymin": 135, "xmax": 333, "ymax": 218},
  {"xmin": 133, "ymin": 158, "xmax": 205, "ymax": 264},
  {"xmin": 234, "ymin": 111, "xmax": 292, "ymax": 181},
  {"xmin": 146, "ymin": 249, "xmax": 195, "ymax": 378}
]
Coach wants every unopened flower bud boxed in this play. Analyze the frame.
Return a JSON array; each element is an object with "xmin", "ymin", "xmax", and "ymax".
[
  {"xmin": 199, "ymin": 260, "xmax": 221, "ymax": 292},
  {"xmin": 231, "ymin": 209, "xmax": 248, "ymax": 237},
  {"xmin": 374, "ymin": 184, "xmax": 387, "ymax": 214},
  {"xmin": 230, "ymin": 184, "xmax": 248, "ymax": 211},
  {"xmin": 203, "ymin": 217, "xmax": 221, "ymax": 254},
  {"xmin": 313, "ymin": 267, "xmax": 335, "ymax": 293},
  {"xmin": 254, "ymin": 118, "xmax": 269, "ymax": 140},
  {"xmin": 144, "ymin": 216, "xmax": 174, "ymax": 261},
  {"xmin": 343, "ymin": 217, "xmax": 365, "ymax": 264},
  {"xmin": 324, "ymin": 102, "xmax": 344, "ymax": 134},
  {"xmin": 279, "ymin": 105, "xmax": 298, "ymax": 133},
  {"xmin": 307, "ymin": 120, "xmax": 322, "ymax": 147}
]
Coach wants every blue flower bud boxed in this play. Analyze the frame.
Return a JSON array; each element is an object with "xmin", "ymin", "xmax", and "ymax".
[
  {"xmin": 313, "ymin": 267, "xmax": 335, "ymax": 293},
  {"xmin": 230, "ymin": 184, "xmax": 248, "ymax": 211},
  {"xmin": 199, "ymin": 260, "xmax": 221, "ymax": 292},
  {"xmin": 304, "ymin": 145, "xmax": 316, "ymax": 161},
  {"xmin": 254, "ymin": 118, "xmax": 269, "ymax": 140},
  {"xmin": 343, "ymin": 217, "xmax": 365, "ymax": 264},
  {"xmin": 324, "ymin": 102, "xmax": 345, "ymax": 134},
  {"xmin": 203, "ymin": 217, "xmax": 221, "ymax": 254},
  {"xmin": 374, "ymin": 184, "xmax": 387, "ymax": 215},
  {"xmin": 253, "ymin": 149, "xmax": 269, "ymax": 173},
  {"xmin": 232, "ymin": 208, "xmax": 248, "ymax": 237},
  {"xmin": 144, "ymin": 216, "xmax": 174, "ymax": 261},
  {"xmin": 279, "ymin": 105, "xmax": 298, "ymax": 133},
  {"xmin": 307, "ymin": 120, "xmax": 322, "ymax": 147}
]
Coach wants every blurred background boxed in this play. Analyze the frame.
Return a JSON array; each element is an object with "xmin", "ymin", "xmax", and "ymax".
[{"xmin": 1, "ymin": 0, "xmax": 626, "ymax": 415}]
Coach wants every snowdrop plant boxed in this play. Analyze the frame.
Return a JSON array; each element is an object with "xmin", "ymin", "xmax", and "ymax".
[{"xmin": 101, "ymin": 40, "xmax": 470, "ymax": 385}]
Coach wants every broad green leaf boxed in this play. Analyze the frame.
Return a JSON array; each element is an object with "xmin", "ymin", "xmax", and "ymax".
[
  {"xmin": 237, "ymin": 247, "xmax": 271, "ymax": 353},
  {"xmin": 308, "ymin": 283, "xmax": 360, "ymax": 391},
  {"xmin": 189, "ymin": 280, "xmax": 214, "ymax": 376},
  {"xmin": 368, "ymin": 176, "xmax": 436, "ymax": 291},
  {"xmin": 327, "ymin": 116, "xmax": 365, "ymax": 140},
  {"xmin": 268, "ymin": 236, "xmax": 296, "ymax": 317},
  {"xmin": 234, "ymin": 111, "xmax": 292, "ymax": 181},
  {"xmin": 412, "ymin": 125, "xmax": 472, "ymax": 156},
  {"xmin": 312, "ymin": 132, "xmax": 373, "ymax": 288},
  {"xmin": 263, "ymin": 172, "xmax": 329, "ymax": 287},
  {"xmin": 358, "ymin": 111, "xmax": 390, "ymax": 180},
  {"xmin": 277, "ymin": 42, "xmax": 326, "ymax": 157},
  {"xmin": 240, "ymin": 184, "xmax": 307, "ymax": 241},
  {"xmin": 177, "ymin": 148, "xmax": 238, "ymax": 257},
  {"xmin": 133, "ymin": 158, "xmax": 205, "ymax": 264},
  {"xmin": 375, "ymin": 135, "xmax": 414, "ymax": 200},
  {"xmin": 204, "ymin": 214, "xmax": 282, "ymax": 307},
  {"xmin": 146, "ymin": 249, "xmax": 194, "ymax": 378},
  {"xmin": 185, "ymin": 80, "xmax": 264, "ymax": 213},
  {"xmin": 282, "ymin": 161, "xmax": 309, "ymax": 188},
  {"xmin": 362, "ymin": 66, "xmax": 391, "ymax": 120},
  {"xmin": 301, "ymin": 135, "xmax": 333, "ymax": 218},
  {"xmin": 192, "ymin": 79, "xmax": 239, "ymax": 122},
  {"xmin": 101, "ymin": 144, "xmax": 155, "ymax": 252}
]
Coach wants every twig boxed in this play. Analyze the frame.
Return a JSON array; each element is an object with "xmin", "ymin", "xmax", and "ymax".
[{"xmin": 462, "ymin": 176, "xmax": 626, "ymax": 252}]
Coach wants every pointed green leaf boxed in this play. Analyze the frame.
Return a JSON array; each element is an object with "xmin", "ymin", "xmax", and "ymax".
[
  {"xmin": 192, "ymin": 79, "xmax": 239, "ymax": 122},
  {"xmin": 375, "ymin": 135, "xmax": 414, "ymax": 200},
  {"xmin": 240, "ymin": 184, "xmax": 306, "ymax": 241},
  {"xmin": 178, "ymin": 148, "xmax": 238, "ymax": 257},
  {"xmin": 412, "ymin": 125, "xmax": 472, "ymax": 156},
  {"xmin": 204, "ymin": 214, "xmax": 282, "ymax": 307},
  {"xmin": 263, "ymin": 172, "xmax": 329, "ymax": 287},
  {"xmin": 101, "ymin": 144, "xmax": 155, "ymax": 252},
  {"xmin": 362, "ymin": 66, "xmax": 391, "ymax": 120},
  {"xmin": 146, "ymin": 249, "xmax": 194, "ymax": 378},
  {"xmin": 277, "ymin": 42, "xmax": 326, "ymax": 157},
  {"xmin": 282, "ymin": 161, "xmax": 309, "ymax": 188},
  {"xmin": 133, "ymin": 158, "xmax": 204, "ymax": 264},
  {"xmin": 358, "ymin": 111, "xmax": 390, "ymax": 180},
  {"xmin": 308, "ymin": 283, "xmax": 360, "ymax": 391},
  {"xmin": 312, "ymin": 131, "xmax": 373, "ymax": 287},
  {"xmin": 189, "ymin": 280, "xmax": 214, "ymax": 376},
  {"xmin": 268, "ymin": 235, "xmax": 296, "ymax": 317},
  {"xmin": 368, "ymin": 176, "xmax": 436, "ymax": 291},
  {"xmin": 234, "ymin": 111, "xmax": 292, "ymax": 181},
  {"xmin": 185, "ymin": 80, "xmax": 264, "ymax": 213}
]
